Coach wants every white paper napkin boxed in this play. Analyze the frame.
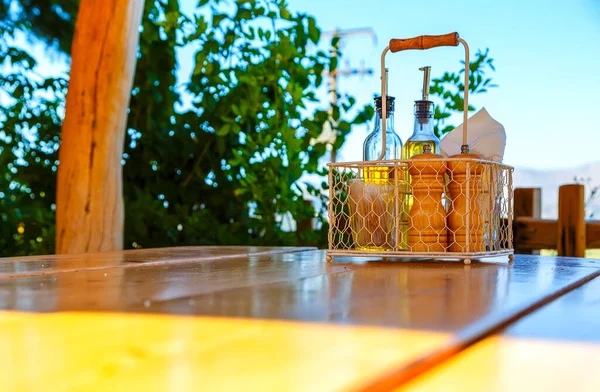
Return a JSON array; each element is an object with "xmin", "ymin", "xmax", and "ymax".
[{"xmin": 439, "ymin": 107, "xmax": 506, "ymax": 162}]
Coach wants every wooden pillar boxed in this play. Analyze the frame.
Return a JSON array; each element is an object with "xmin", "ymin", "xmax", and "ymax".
[
  {"xmin": 513, "ymin": 188, "xmax": 542, "ymax": 254},
  {"xmin": 557, "ymin": 184, "xmax": 586, "ymax": 257},
  {"xmin": 56, "ymin": 0, "xmax": 144, "ymax": 254},
  {"xmin": 296, "ymin": 200, "xmax": 314, "ymax": 245}
]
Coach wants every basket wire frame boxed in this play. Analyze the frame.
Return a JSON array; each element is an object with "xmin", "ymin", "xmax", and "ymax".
[{"xmin": 327, "ymin": 158, "xmax": 514, "ymax": 263}]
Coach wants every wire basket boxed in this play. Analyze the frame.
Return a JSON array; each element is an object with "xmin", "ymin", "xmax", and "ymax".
[
  {"xmin": 326, "ymin": 158, "xmax": 514, "ymax": 263},
  {"xmin": 326, "ymin": 33, "xmax": 514, "ymax": 264}
]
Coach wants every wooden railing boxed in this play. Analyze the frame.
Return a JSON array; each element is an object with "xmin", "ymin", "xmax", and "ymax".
[{"xmin": 513, "ymin": 185, "xmax": 600, "ymax": 257}]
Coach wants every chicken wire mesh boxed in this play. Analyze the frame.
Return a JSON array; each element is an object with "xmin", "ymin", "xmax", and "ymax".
[{"xmin": 327, "ymin": 158, "xmax": 514, "ymax": 262}]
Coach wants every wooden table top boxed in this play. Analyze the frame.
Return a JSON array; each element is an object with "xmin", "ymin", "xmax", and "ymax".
[
  {"xmin": 401, "ymin": 275, "xmax": 600, "ymax": 392},
  {"xmin": 1, "ymin": 247, "xmax": 599, "ymax": 391}
]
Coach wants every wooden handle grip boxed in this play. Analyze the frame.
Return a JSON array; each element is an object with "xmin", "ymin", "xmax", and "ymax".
[{"xmin": 389, "ymin": 32, "xmax": 459, "ymax": 53}]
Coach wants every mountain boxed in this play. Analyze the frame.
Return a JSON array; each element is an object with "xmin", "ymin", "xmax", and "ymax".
[{"xmin": 513, "ymin": 161, "xmax": 600, "ymax": 219}]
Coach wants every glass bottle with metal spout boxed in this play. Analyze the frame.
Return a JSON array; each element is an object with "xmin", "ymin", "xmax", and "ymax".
[{"xmin": 402, "ymin": 66, "xmax": 440, "ymax": 159}]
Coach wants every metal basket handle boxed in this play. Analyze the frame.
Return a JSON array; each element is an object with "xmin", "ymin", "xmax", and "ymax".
[{"xmin": 378, "ymin": 32, "xmax": 470, "ymax": 161}]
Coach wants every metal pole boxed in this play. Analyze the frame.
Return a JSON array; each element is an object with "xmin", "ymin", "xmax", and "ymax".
[{"xmin": 330, "ymin": 30, "xmax": 339, "ymax": 162}]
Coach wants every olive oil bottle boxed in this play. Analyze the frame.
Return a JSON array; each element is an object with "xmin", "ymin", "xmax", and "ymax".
[
  {"xmin": 403, "ymin": 67, "xmax": 442, "ymax": 243},
  {"xmin": 402, "ymin": 66, "xmax": 440, "ymax": 159},
  {"xmin": 355, "ymin": 95, "xmax": 404, "ymax": 252}
]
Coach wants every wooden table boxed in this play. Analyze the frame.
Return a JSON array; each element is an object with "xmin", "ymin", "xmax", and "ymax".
[{"xmin": 1, "ymin": 246, "xmax": 599, "ymax": 391}]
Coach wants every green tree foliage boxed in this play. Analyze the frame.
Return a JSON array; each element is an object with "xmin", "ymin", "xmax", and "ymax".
[
  {"xmin": 0, "ymin": 16, "xmax": 66, "ymax": 255},
  {"xmin": 0, "ymin": 0, "xmax": 77, "ymax": 53},
  {"xmin": 0, "ymin": 0, "xmax": 371, "ymax": 255},
  {"xmin": 430, "ymin": 48, "xmax": 497, "ymax": 137}
]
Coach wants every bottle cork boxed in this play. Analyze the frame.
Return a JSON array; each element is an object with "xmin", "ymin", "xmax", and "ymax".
[
  {"xmin": 447, "ymin": 152, "xmax": 485, "ymax": 252},
  {"xmin": 407, "ymin": 145, "xmax": 447, "ymax": 252}
]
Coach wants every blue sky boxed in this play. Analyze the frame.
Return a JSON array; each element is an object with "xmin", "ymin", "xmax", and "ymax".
[{"xmin": 286, "ymin": 0, "xmax": 600, "ymax": 169}]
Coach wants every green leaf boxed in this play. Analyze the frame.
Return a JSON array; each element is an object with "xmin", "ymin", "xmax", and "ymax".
[
  {"xmin": 337, "ymin": 121, "xmax": 351, "ymax": 132},
  {"xmin": 217, "ymin": 124, "xmax": 231, "ymax": 136},
  {"xmin": 213, "ymin": 13, "xmax": 226, "ymax": 26},
  {"xmin": 307, "ymin": 17, "xmax": 320, "ymax": 44},
  {"xmin": 237, "ymin": 8, "xmax": 252, "ymax": 20},
  {"xmin": 329, "ymin": 57, "xmax": 338, "ymax": 72},
  {"xmin": 280, "ymin": 8, "xmax": 292, "ymax": 20}
]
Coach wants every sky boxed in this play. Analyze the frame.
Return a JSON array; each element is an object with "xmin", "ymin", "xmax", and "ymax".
[{"xmin": 284, "ymin": 0, "xmax": 600, "ymax": 169}]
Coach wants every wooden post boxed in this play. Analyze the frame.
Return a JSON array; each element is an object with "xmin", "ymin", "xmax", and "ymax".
[
  {"xmin": 296, "ymin": 199, "xmax": 313, "ymax": 245},
  {"xmin": 557, "ymin": 184, "xmax": 586, "ymax": 257},
  {"xmin": 513, "ymin": 188, "xmax": 542, "ymax": 254},
  {"xmin": 587, "ymin": 221, "xmax": 600, "ymax": 248},
  {"xmin": 55, "ymin": 0, "xmax": 144, "ymax": 254}
]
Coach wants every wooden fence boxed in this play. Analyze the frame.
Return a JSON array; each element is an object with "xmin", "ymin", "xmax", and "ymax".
[{"xmin": 513, "ymin": 184, "xmax": 600, "ymax": 257}]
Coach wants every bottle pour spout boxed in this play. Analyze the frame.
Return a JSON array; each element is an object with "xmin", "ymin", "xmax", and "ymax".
[{"xmin": 419, "ymin": 66, "xmax": 431, "ymax": 101}]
